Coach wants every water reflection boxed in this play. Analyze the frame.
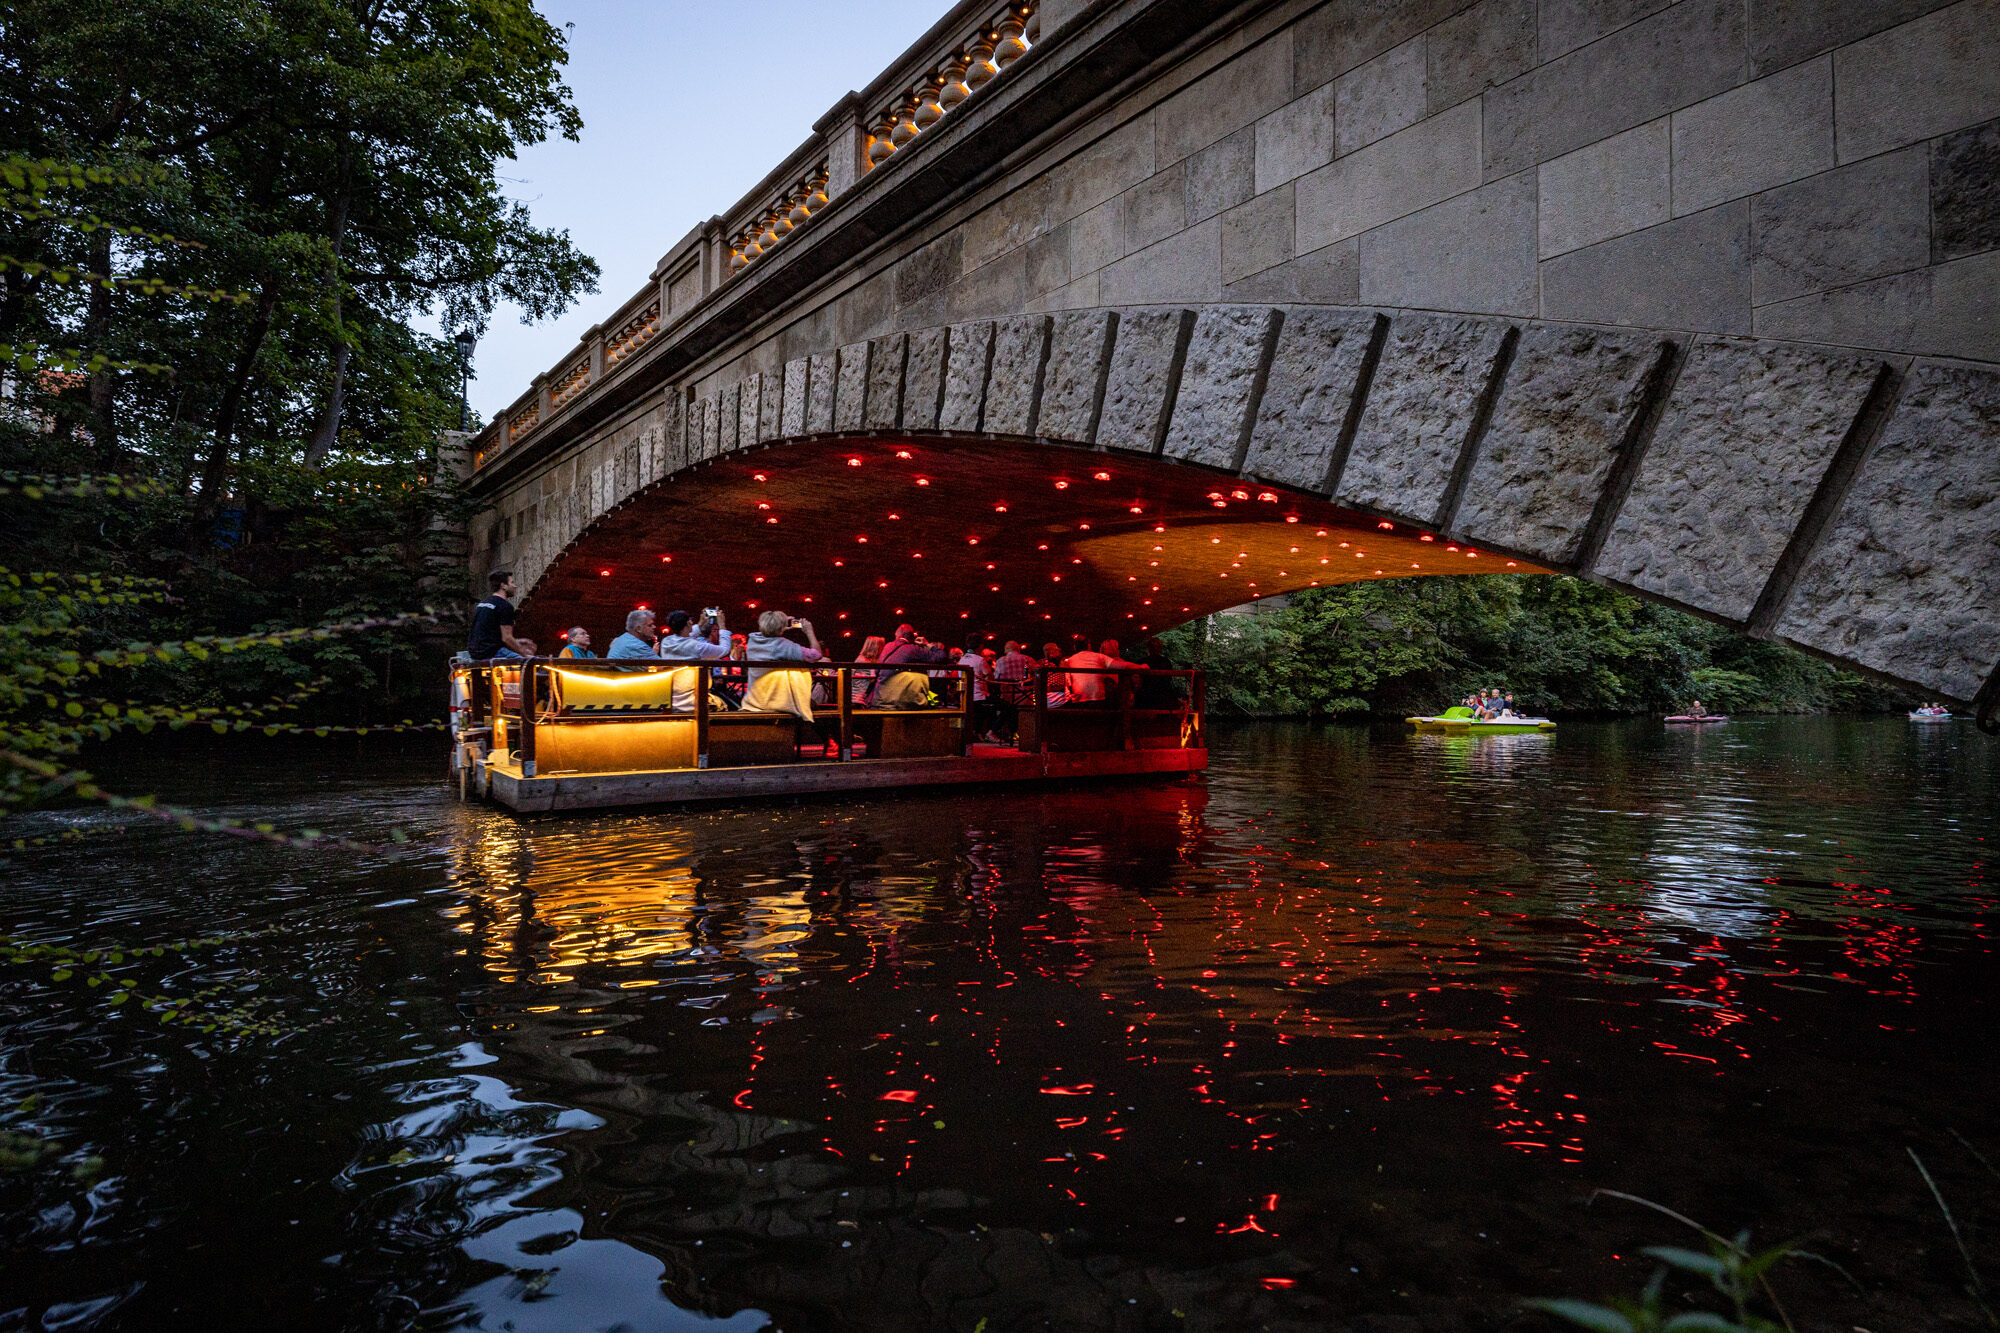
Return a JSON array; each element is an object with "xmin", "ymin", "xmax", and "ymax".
[{"xmin": 1, "ymin": 719, "xmax": 1995, "ymax": 1331}]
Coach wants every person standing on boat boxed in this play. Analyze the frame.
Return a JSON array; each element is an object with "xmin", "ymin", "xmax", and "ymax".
[
  {"xmin": 467, "ymin": 570, "xmax": 527, "ymax": 660},
  {"xmin": 607, "ymin": 608, "xmax": 660, "ymax": 660}
]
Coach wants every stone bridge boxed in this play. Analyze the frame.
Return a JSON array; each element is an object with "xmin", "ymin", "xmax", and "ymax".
[{"xmin": 464, "ymin": 0, "xmax": 2000, "ymax": 708}]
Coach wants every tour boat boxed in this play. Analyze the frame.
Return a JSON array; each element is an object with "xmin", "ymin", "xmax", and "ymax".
[{"xmin": 1406, "ymin": 706, "xmax": 1555, "ymax": 734}]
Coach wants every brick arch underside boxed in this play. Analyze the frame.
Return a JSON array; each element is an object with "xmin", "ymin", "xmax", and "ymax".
[{"xmin": 513, "ymin": 304, "xmax": 2000, "ymax": 704}]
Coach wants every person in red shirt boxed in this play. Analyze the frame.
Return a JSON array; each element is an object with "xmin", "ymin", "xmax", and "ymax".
[{"xmin": 1061, "ymin": 639, "xmax": 1141, "ymax": 706}]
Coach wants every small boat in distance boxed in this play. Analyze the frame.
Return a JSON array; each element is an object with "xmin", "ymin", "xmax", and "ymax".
[
  {"xmin": 1908, "ymin": 708, "xmax": 1954, "ymax": 722},
  {"xmin": 1665, "ymin": 714, "xmax": 1728, "ymax": 724},
  {"xmin": 1406, "ymin": 706, "xmax": 1555, "ymax": 735}
]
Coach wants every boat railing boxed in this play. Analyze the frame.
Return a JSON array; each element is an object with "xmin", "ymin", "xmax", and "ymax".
[{"xmin": 450, "ymin": 657, "xmax": 1205, "ymax": 776}]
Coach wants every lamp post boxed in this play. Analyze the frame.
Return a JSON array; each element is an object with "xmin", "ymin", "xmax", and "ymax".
[{"xmin": 453, "ymin": 329, "xmax": 477, "ymax": 432}]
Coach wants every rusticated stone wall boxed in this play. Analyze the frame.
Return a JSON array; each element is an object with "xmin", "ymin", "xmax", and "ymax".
[{"xmin": 503, "ymin": 303, "xmax": 1998, "ymax": 704}]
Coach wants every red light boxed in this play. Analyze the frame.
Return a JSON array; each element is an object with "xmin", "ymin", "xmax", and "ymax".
[
  {"xmin": 756, "ymin": 501, "xmax": 770, "ymax": 509},
  {"xmin": 915, "ymin": 477, "xmax": 930, "ymax": 486},
  {"xmin": 752, "ymin": 472, "xmax": 767, "ymax": 482},
  {"xmin": 888, "ymin": 512, "xmax": 901, "ymax": 520},
  {"xmin": 959, "ymin": 611, "xmax": 969, "ymax": 618},
  {"xmin": 1078, "ymin": 522, "xmax": 1090, "ymax": 530},
  {"xmin": 1257, "ymin": 491, "xmax": 1277, "ymax": 502},
  {"xmin": 1027, "ymin": 598, "xmax": 1036, "ymax": 605},
  {"xmin": 985, "ymin": 563, "xmax": 995, "ymax": 570},
  {"xmin": 967, "ymin": 536, "xmax": 980, "ymax": 545},
  {"xmin": 857, "ymin": 535, "xmax": 868, "ymax": 543},
  {"xmin": 559, "ymin": 630, "xmax": 570, "ymax": 639},
  {"xmin": 989, "ymin": 584, "xmax": 999, "ymax": 591},
  {"xmin": 1285, "ymin": 515, "xmax": 1299, "ymax": 523},
  {"xmin": 1377, "ymin": 520, "xmax": 1393, "ymax": 530},
  {"xmin": 877, "ymin": 580, "xmax": 889, "ymax": 588},
  {"xmin": 1212, "ymin": 500, "xmax": 1226, "ymax": 508},
  {"xmin": 660, "ymin": 555, "xmax": 671, "ymax": 562},
  {"xmin": 834, "ymin": 559, "xmax": 845, "ymax": 567},
  {"xmin": 598, "ymin": 568, "xmax": 611, "ymax": 577},
  {"xmin": 1052, "ymin": 575, "xmax": 1062, "ymax": 582},
  {"xmin": 838, "ymin": 612, "xmax": 847, "ymax": 619},
  {"xmin": 766, "ymin": 516, "xmax": 778, "ymax": 524},
  {"xmin": 754, "ymin": 575, "xmax": 765, "ymax": 583},
  {"xmin": 1420, "ymin": 533, "xmax": 1434, "ymax": 542},
  {"xmin": 1093, "ymin": 471, "xmax": 1110, "ymax": 481},
  {"xmin": 911, "ymin": 552, "xmax": 923, "ymax": 559},
  {"xmin": 1154, "ymin": 524, "xmax": 1166, "ymax": 533},
  {"xmin": 1231, "ymin": 489, "xmax": 1249, "ymax": 500},
  {"xmin": 1507, "ymin": 561, "xmax": 1517, "ymax": 567},
  {"xmin": 1054, "ymin": 480, "xmax": 1069, "ymax": 489},
  {"xmin": 747, "ymin": 600, "xmax": 759, "ymax": 608},
  {"xmin": 994, "ymin": 503, "xmax": 1008, "ymax": 513},
  {"xmin": 1037, "ymin": 543, "xmax": 1048, "ymax": 551},
  {"xmin": 636, "ymin": 603, "xmax": 648, "ymax": 611},
  {"xmin": 895, "ymin": 449, "xmax": 912, "ymax": 459},
  {"xmin": 843, "ymin": 629, "xmax": 853, "ymax": 636},
  {"xmin": 847, "ymin": 457, "xmax": 862, "ymax": 467}
]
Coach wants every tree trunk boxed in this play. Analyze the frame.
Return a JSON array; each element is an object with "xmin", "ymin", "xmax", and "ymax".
[
  {"xmin": 302, "ymin": 163, "xmax": 356, "ymax": 470},
  {"xmin": 195, "ymin": 278, "xmax": 280, "ymax": 517}
]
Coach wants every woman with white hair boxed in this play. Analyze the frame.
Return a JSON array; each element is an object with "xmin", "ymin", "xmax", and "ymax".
[{"xmin": 744, "ymin": 610, "xmax": 835, "ymax": 754}]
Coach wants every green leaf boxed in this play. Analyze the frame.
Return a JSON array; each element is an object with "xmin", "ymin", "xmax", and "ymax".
[
  {"xmin": 1642, "ymin": 1247, "xmax": 1727, "ymax": 1279},
  {"xmin": 1520, "ymin": 1299, "xmax": 1636, "ymax": 1333},
  {"xmin": 1661, "ymin": 1316, "xmax": 1747, "ymax": 1332}
]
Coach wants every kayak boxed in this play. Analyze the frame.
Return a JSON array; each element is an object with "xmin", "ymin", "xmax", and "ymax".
[
  {"xmin": 1908, "ymin": 712, "xmax": 1954, "ymax": 721},
  {"xmin": 1407, "ymin": 708, "xmax": 1554, "ymax": 734},
  {"xmin": 1665, "ymin": 715, "xmax": 1728, "ymax": 724}
]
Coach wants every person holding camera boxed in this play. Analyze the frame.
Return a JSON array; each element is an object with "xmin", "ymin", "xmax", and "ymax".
[
  {"xmin": 744, "ymin": 610, "xmax": 835, "ymax": 753},
  {"xmin": 654, "ymin": 608, "xmax": 734, "ymax": 711}
]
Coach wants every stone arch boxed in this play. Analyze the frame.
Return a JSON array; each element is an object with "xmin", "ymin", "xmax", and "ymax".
[{"xmin": 514, "ymin": 304, "xmax": 2000, "ymax": 707}]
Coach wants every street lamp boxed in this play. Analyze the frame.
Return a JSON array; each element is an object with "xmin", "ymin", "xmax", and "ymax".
[{"xmin": 453, "ymin": 329, "xmax": 477, "ymax": 432}]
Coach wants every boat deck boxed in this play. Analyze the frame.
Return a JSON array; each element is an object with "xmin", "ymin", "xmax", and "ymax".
[{"xmin": 478, "ymin": 741, "xmax": 1207, "ymax": 813}]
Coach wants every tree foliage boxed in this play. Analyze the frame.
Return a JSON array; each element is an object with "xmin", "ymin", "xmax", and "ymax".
[{"xmin": 1160, "ymin": 576, "xmax": 1906, "ymax": 718}]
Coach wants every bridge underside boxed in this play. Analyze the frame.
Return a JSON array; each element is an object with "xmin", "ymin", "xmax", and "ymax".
[{"xmin": 520, "ymin": 437, "xmax": 1547, "ymax": 651}]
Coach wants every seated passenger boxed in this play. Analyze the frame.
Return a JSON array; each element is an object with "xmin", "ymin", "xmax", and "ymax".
[
  {"xmin": 870, "ymin": 623, "xmax": 948, "ymax": 708},
  {"xmin": 1062, "ymin": 639, "xmax": 1141, "ymax": 706},
  {"xmin": 607, "ymin": 609, "xmax": 660, "ymax": 660},
  {"xmin": 558, "ymin": 627, "xmax": 594, "ymax": 659},
  {"xmin": 744, "ymin": 610, "xmax": 834, "ymax": 751},
  {"xmin": 467, "ymin": 570, "xmax": 526, "ymax": 660},
  {"xmin": 657, "ymin": 609, "xmax": 732, "ymax": 661},
  {"xmin": 851, "ymin": 635, "xmax": 886, "ymax": 705}
]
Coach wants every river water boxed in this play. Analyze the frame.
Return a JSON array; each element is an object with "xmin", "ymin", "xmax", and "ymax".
[{"xmin": 2, "ymin": 718, "xmax": 1996, "ymax": 1332}]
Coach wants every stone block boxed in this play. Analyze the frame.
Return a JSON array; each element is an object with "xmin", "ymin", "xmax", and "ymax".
[
  {"xmin": 662, "ymin": 389, "xmax": 686, "ymax": 473},
  {"xmin": 1157, "ymin": 31, "xmax": 1294, "ymax": 166},
  {"xmin": 1027, "ymin": 225, "xmax": 1071, "ymax": 295},
  {"xmin": 1242, "ymin": 308, "xmax": 1379, "ymax": 492},
  {"xmin": 1050, "ymin": 114, "xmax": 1157, "ymax": 221},
  {"xmin": 1164, "ymin": 307, "xmax": 1279, "ymax": 470},
  {"xmin": 1454, "ymin": 326, "xmax": 1662, "ymax": 563},
  {"xmin": 834, "ymin": 341, "xmax": 870, "ymax": 431},
  {"xmin": 865, "ymin": 334, "xmax": 907, "ymax": 430},
  {"xmin": 1188, "ymin": 127, "xmax": 1255, "ymax": 223},
  {"xmin": 1538, "ymin": 118, "xmax": 1670, "ymax": 258},
  {"xmin": 939, "ymin": 321, "xmax": 994, "ymax": 432},
  {"xmin": 757, "ymin": 367, "xmax": 784, "ymax": 442},
  {"xmin": 1933, "ymin": 117, "xmax": 2000, "ymax": 263},
  {"xmin": 1835, "ymin": 0, "xmax": 2000, "ymax": 162},
  {"xmin": 1336, "ymin": 36, "xmax": 1428, "ymax": 158},
  {"xmin": 984, "ymin": 315, "xmax": 1051, "ymax": 436},
  {"xmin": 1124, "ymin": 164, "xmax": 1188, "ymax": 253},
  {"xmin": 1040, "ymin": 310, "xmax": 1117, "ymax": 442},
  {"xmin": 1750, "ymin": 146, "xmax": 1928, "ymax": 304},
  {"xmin": 685, "ymin": 394, "xmax": 708, "ymax": 463},
  {"xmin": 1359, "ymin": 170, "xmax": 1538, "ymax": 315},
  {"xmin": 1777, "ymin": 360, "xmax": 2000, "ymax": 699},
  {"xmin": 1224, "ymin": 237, "xmax": 1361, "ymax": 303},
  {"xmin": 806, "ymin": 353, "xmax": 836, "ymax": 433},
  {"xmin": 1595, "ymin": 337, "xmax": 1882, "ymax": 621},
  {"xmin": 1542, "ymin": 201, "xmax": 1752, "ymax": 333},
  {"xmin": 1295, "ymin": 99, "xmax": 1482, "ymax": 252},
  {"xmin": 1671, "ymin": 57, "xmax": 1833, "ymax": 216},
  {"xmin": 778, "ymin": 359, "xmax": 808, "ymax": 437},
  {"xmin": 946, "ymin": 251, "xmax": 1028, "ymax": 322},
  {"xmin": 1338, "ymin": 314, "xmax": 1509, "ymax": 521},
  {"xmin": 903, "ymin": 328, "xmax": 948, "ymax": 431},
  {"xmin": 1099, "ymin": 216, "xmax": 1222, "ymax": 305},
  {"xmin": 1486, "ymin": 0, "xmax": 1748, "ymax": 178},
  {"xmin": 1294, "ymin": 0, "xmax": 1470, "ymax": 89},
  {"xmin": 1428, "ymin": 0, "xmax": 1534, "ymax": 113},
  {"xmin": 1221, "ymin": 184, "xmax": 1294, "ymax": 285},
  {"xmin": 1069, "ymin": 197, "xmax": 1124, "ymax": 278},
  {"xmin": 1027, "ymin": 270, "xmax": 1103, "ymax": 313},
  {"xmin": 1748, "ymin": 0, "xmax": 1952, "ymax": 77},
  {"xmin": 1098, "ymin": 308, "xmax": 1192, "ymax": 454},
  {"xmin": 1538, "ymin": 0, "xmax": 1674, "ymax": 60},
  {"xmin": 717, "ymin": 382, "xmax": 739, "ymax": 453},
  {"xmin": 896, "ymin": 232, "xmax": 962, "ymax": 310},
  {"xmin": 1754, "ymin": 249, "xmax": 2000, "ymax": 362},
  {"xmin": 961, "ymin": 175, "xmax": 1053, "ymax": 272},
  {"xmin": 738, "ymin": 373, "xmax": 763, "ymax": 445},
  {"xmin": 1254, "ymin": 83, "xmax": 1337, "ymax": 194}
]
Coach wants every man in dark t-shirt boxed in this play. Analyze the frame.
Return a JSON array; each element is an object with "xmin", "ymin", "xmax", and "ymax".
[{"xmin": 467, "ymin": 570, "xmax": 525, "ymax": 659}]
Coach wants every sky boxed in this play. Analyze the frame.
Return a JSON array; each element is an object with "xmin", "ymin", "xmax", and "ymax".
[{"xmin": 429, "ymin": 1, "xmax": 953, "ymax": 422}]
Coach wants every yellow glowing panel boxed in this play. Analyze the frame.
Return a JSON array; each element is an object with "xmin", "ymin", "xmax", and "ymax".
[
  {"xmin": 535, "ymin": 718, "xmax": 698, "ymax": 773},
  {"xmin": 553, "ymin": 667, "xmax": 694, "ymax": 711}
]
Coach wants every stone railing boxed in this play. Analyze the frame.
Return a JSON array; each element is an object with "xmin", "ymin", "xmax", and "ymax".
[
  {"xmin": 725, "ymin": 162, "xmax": 831, "ymax": 279},
  {"xmin": 862, "ymin": 3, "xmax": 1037, "ymax": 175},
  {"xmin": 605, "ymin": 298, "xmax": 660, "ymax": 366},
  {"xmin": 547, "ymin": 357, "xmax": 591, "ymax": 412},
  {"xmin": 507, "ymin": 401, "xmax": 539, "ymax": 441}
]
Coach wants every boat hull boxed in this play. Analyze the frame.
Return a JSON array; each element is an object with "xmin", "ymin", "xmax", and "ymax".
[{"xmin": 1406, "ymin": 716, "xmax": 1555, "ymax": 734}]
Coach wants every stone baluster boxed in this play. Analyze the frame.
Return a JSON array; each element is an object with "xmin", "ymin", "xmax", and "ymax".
[
  {"xmin": 995, "ymin": 7, "xmax": 1031, "ymax": 67},
  {"xmin": 915, "ymin": 74, "xmax": 947, "ymax": 132},
  {"xmin": 938, "ymin": 53, "xmax": 972, "ymax": 113},
  {"xmin": 889, "ymin": 88, "xmax": 925, "ymax": 148},
  {"xmin": 965, "ymin": 32, "xmax": 1000, "ymax": 89},
  {"xmin": 866, "ymin": 106, "xmax": 899, "ymax": 168},
  {"xmin": 807, "ymin": 166, "xmax": 830, "ymax": 211}
]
